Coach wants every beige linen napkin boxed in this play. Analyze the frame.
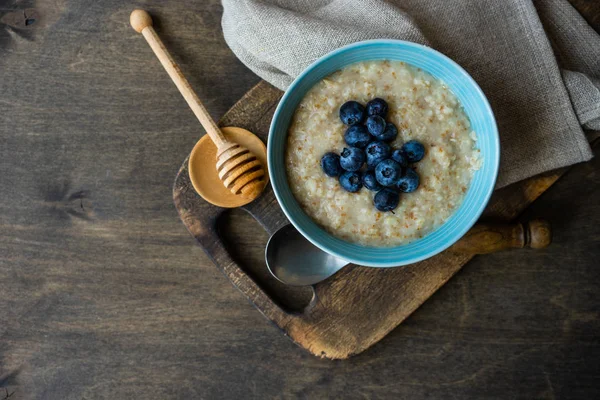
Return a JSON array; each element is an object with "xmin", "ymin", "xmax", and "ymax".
[{"xmin": 222, "ymin": 0, "xmax": 599, "ymax": 187}]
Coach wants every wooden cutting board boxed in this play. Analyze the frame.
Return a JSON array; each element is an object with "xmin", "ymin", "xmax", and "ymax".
[{"xmin": 173, "ymin": 81, "xmax": 572, "ymax": 360}]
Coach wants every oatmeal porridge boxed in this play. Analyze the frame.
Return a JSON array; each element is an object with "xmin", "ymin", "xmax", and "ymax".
[{"xmin": 285, "ymin": 60, "xmax": 481, "ymax": 247}]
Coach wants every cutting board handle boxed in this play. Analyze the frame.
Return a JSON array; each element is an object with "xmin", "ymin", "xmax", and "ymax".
[{"xmin": 452, "ymin": 218, "xmax": 551, "ymax": 254}]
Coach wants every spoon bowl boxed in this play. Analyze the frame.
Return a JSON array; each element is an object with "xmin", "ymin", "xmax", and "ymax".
[{"xmin": 266, "ymin": 224, "xmax": 348, "ymax": 286}]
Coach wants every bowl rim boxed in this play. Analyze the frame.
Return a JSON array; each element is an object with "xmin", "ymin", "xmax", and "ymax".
[{"xmin": 268, "ymin": 39, "xmax": 500, "ymax": 267}]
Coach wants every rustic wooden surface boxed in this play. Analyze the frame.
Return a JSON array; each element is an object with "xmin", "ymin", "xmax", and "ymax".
[{"xmin": 1, "ymin": 0, "xmax": 599, "ymax": 398}]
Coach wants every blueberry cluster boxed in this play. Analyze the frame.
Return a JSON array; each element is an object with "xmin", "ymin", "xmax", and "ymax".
[{"xmin": 320, "ymin": 98, "xmax": 425, "ymax": 212}]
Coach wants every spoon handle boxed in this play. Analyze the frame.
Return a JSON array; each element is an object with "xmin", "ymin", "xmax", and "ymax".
[
  {"xmin": 451, "ymin": 218, "xmax": 551, "ymax": 254},
  {"xmin": 130, "ymin": 9, "xmax": 227, "ymax": 148}
]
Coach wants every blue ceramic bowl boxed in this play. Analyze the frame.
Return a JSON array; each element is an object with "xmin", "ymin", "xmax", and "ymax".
[{"xmin": 268, "ymin": 40, "xmax": 499, "ymax": 267}]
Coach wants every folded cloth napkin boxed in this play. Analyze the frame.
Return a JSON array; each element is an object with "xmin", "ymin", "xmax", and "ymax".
[{"xmin": 222, "ymin": 0, "xmax": 599, "ymax": 187}]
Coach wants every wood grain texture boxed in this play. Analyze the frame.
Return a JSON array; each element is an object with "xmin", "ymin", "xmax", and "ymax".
[{"xmin": 0, "ymin": 0, "xmax": 599, "ymax": 399}]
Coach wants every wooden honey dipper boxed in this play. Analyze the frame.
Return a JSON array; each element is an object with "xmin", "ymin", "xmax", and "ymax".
[{"xmin": 130, "ymin": 9, "xmax": 267, "ymax": 204}]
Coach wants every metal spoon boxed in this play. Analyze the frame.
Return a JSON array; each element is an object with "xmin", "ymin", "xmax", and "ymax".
[{"xmin": 265, "ymin": 224, "xmax": 348, "ymax": 286}]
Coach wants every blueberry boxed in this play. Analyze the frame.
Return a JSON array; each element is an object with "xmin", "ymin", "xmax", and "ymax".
[
  {"xmin": 366, "ymin": 98, "xmax": 388, "ymax": 117},
  {"xmin": 365, "ymin": 141, "xmax": 391, "ymax": 168},
  {"xmin": 344, "ymin": 125, "xmax": 371, "ymax": 149},
  {"xmin": 320, "ymin": 152, "xmax": 342, "ymax": 177},
  {"xmin": 396, "ymin": 168, "xmax": 420, "ymax": 193},
  {"xmin": 402, "ymin": 140, "xmax": 425, "ymax": 163},
  {"xmin": 391, "ymin": 149, "xmax": 408, "ymax": 168},
  {"xmin": 366, "ymin": 115, "xmax": 386, "ymax": 137},
  {"xmin": 339, "ymin": 101, "xmax": 365, "ymax": 125},
  {"xmin": 339, "ymin": 171, "xmax": 362, "ymax": 193},
  {"xmin": 373, "ymin": 122, "xmax": 398, "ymax": 142},
  {"xmin": 375, "ymin": 159, "xmax": 403, "ymax": 187},
  {"xmin": 362, "ymin": 170, "xmax": 382, "ymax": 192},
  {"xmin": 374, "ymin": 188, "xmax": 400, "ymax": 212},
  {"xmin": 340, "ymin": 147, "xmax": 366, "ymax": 172}
]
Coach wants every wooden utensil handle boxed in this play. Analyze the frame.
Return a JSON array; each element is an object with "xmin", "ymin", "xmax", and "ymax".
[
  {"xmin": 451, "ymin": 218, "xmax": 551, "ymax": 254},
  {"xmin": 130, "ymin": 9, "xmax": 227, "ymax": 147}
]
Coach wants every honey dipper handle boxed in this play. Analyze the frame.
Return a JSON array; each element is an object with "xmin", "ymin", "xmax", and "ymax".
[
  {"xmin": 130, "ymin": 9, "xmax": 227, "ymax": 147},
  {"xmin": 452, "ymin": 218, "xmax": 552, "ymax": 254}
]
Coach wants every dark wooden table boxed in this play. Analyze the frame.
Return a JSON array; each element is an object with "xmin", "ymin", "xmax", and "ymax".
[{"xmin": 1, "ymin": 1, "xmax": 599, "ymax": 399}]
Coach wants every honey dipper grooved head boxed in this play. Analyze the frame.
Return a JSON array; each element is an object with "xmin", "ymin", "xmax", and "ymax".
[
  {"xmin": 216, "ymin": 142, "xmax": 266, "ymax": 199},
  {"xmin": 188, "ymin": 127, "xmax": 269, "ymax": 208}
]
